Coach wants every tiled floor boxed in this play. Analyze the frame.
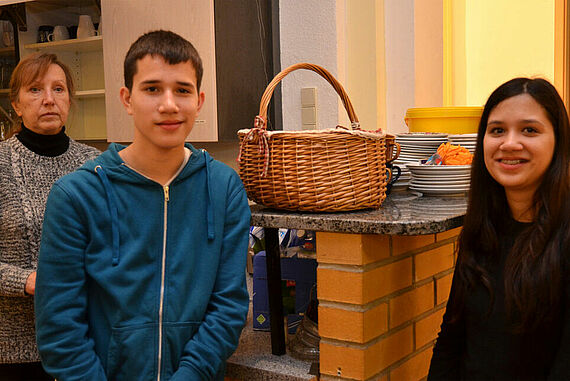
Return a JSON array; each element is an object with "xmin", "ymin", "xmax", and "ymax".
[{"xmin": 225, "ymin": 273, "xmax": 315, "ymax": 380}]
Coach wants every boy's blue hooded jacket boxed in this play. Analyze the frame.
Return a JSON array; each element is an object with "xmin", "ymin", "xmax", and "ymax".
[{"xmin": 35, "ymin": 143, "xmax": 251, "ymax": 380}]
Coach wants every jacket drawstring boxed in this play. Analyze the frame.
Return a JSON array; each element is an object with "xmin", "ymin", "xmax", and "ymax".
[
  {"xmin": 203, "ymin": 151, "xmax": 215, "ymax": 241},
  {"xmin": 95, "ymin": 165, "xmax": 121, "ymax": 266}
]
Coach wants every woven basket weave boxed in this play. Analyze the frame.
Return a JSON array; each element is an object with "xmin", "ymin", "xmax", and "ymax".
[{"xmin": 237, "ymin": 63, "xmax": 389, "ymax": 212}]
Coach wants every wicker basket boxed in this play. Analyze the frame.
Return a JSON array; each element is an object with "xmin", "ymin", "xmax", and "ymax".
[{"xmin": 237, "ymin": 63, "xmax": 389, "ymax": 212}]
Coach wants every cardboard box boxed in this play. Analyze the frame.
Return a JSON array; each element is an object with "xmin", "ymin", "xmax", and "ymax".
[{"xmin": 252, "ymin": 251, "xmax": 317, "ymax": 333}]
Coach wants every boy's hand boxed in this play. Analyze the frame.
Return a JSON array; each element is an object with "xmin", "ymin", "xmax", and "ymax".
[{"xmin": 25, "ymin": 271, "xmax": 36, "ymax": 295}]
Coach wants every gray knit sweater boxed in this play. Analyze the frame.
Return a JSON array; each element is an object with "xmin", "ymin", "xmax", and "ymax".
[{"xmin": 0, "ymin": 136, "xmax": 100, "ymax": 363}]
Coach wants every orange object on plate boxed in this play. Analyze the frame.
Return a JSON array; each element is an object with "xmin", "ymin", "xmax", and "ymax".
[{"xmin": 437, "ymin": 142, "xmax": 473, "ymax": 165}]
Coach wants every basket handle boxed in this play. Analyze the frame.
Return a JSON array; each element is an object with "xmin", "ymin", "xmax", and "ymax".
[
  {"xmin": 257, "ymin": 62, "xmax": 359, "ymax": 130},
  {"xmin": 387, "ymin": 142, "xmax": 401, "ymax": 164}
]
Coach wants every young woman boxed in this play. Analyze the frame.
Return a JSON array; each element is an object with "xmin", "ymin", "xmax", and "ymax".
[
  {"xmin": 428, "ymin": 77, "xmax": 570, "ymax": 380},
  {"xmin": 0, "ymin": 53, "xmax": 99, "ymax": 380}
]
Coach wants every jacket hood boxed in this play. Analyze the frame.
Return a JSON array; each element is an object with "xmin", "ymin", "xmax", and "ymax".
[
  {"xmin": 82, "ymin": 143, "xmax": 217, "ymax": 266},
  {"xmin": 84, "ymin": 143, "xmax": 211, "ymax": 180}
]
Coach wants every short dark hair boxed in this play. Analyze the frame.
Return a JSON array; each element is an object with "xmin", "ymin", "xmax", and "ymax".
[{"xmin": 123, "ymin": 30, "xmax": 203, "ymax": 91}]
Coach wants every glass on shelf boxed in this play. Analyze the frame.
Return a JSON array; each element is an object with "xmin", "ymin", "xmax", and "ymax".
[
  {"xmin": 0, "ymin": 57, "xmax": 16, "ymax": 89},
  {"xmin": 0, "ymin": 121, "xmax": 10, "ymax": 141},
  {"xmin": 0, "ymin": 107, "xmax": 16, "ymax": 141}
]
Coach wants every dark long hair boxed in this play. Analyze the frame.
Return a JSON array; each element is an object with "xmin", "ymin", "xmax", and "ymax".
[{"xmin": 454, "ymin": 77, "xmax": 570, "ymax": 333}]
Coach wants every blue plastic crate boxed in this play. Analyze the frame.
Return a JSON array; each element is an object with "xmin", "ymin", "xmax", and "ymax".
[{"xmin": 252, "ymin": 251, "xmax": 317, "ymax": 334}]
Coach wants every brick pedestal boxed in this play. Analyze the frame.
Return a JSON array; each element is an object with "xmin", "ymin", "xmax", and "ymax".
[{"xmin": 316, "ymin": 228, "xmax": 460, "ymax": 380}]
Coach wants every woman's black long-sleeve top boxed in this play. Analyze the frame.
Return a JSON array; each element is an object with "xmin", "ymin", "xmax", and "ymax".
[{"xmin": 428, "ymin": 219, "xmax": 570, "ymax": 380}]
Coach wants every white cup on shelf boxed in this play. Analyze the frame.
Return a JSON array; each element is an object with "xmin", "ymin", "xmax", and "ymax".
[
  {"xmin": 0, "ymin": 21, "xmax": 13, "ymax": 47},
  {"xmin": 77, "ymin": 15, "xmax": 96, "ymax": 39},
  {"xmin": 48, "ymin": 25, "xmax": 69, "ymax": 41},
  {"xmin": 2, "ymin": 31, "xmax": 13, "ymax": 47}
]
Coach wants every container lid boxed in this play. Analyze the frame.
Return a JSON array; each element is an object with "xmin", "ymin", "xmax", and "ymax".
[{"xmin": 405, "ymin": 106, "xmax": 483, "ymax": 119}]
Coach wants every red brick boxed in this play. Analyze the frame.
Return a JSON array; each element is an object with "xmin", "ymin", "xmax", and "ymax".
[
  {"xmin": 320, "ymin": 325, "xmax": 413, "ymax": 379},
  {"xmin": 392, "ymin": 234, "xmax": 436, "ymax": 257},
  {"xmin": 372, "ymin": 325, "xmax": 414, "ymax": 372},
  {"xmin": 414, "ymin": 244, "xmax": 454, "ymax": 281},
  {"xmin": 319, "ymin": 303, "xmax": 388, "ymax": 343},
  {"xmin": 435, "ymin": 227, "xmax": 462, "ymax": 242},
  {"xmin": 390, "ymin": 348, "xmax": 433, "ymax": 381},
  {"xmin": 317, "ymin": 232, "xmax": 390, "ymax": 265},
  {"xmin": 415, "ymin": 308, "xmax": 445, "ymax": 348},
  {"xmin": 318, "ymin": 258, "xmax": 412, "ymax": 304},
  {"xmin": 389, "ymin": 282, "xmax": 434, "ymax": 328},
  {"xmin": 436, "ymin": 272, "xmax": 454, "ymax": 305}
]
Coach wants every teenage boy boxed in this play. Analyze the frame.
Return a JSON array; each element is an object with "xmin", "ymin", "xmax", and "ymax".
[{"xmin": 35, "ymin": 30, "xmax": 251, "ymax": 380}]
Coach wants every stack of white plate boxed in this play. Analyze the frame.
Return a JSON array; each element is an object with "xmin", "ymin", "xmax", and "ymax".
[
  {"xmin": 448, "ymin": 133, "xmax": 477, "ymax": 154},
  {"xmin": 392, "ymin": 133, "xmax": 449, "ymax": 191},
  {"xmin": 390, "ymin": 167, "xmax": 411, "ymax": 192},
  {"xmin": 406, "ymin": 163, "xmax": 471, "ymax": 196},
  {"xmin": 409, "ymin": 197, "xmax": 468, "ymax": 217}
]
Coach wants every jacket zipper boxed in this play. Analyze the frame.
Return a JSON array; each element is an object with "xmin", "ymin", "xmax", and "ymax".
[{"xmin": 157, "ymin": 185, "xmax": 169, "ymax": 381}]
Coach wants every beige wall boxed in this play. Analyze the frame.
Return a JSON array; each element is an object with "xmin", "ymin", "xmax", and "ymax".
[
  {"xmin": 278, "ymin": 1, "xmax": 339, "ymax": 131},
  {"xmin": 340, "ymin": 0, "xmax": 386, "ymax": 132},
  {"xmin": 213, "ymin": 0, "xmax": 558, "ymax": 165},
  {"xmin": 275, "ymin": 0, "xmax": 444, "ymax": 135},
  {"xmin": 338, "ymin": 0, "xmax": 443, "ymax": 134},
  {"xmin": 383, "ymin": 0, "xmax": 416, "ymax": 133},
  {"xmin": 415, "ymin": 0, "xmax": 443, "ymax": 108}
]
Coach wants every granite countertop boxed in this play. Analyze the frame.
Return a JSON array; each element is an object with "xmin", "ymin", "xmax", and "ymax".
[{"xmin": 250, "ymin": 191, "xmax": 468, "ymax": 235}]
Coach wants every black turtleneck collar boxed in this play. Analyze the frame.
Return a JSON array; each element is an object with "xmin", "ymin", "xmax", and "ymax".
[{"xmin": 16, "ymin": 124, "xmax": 70, "ymax": 157}]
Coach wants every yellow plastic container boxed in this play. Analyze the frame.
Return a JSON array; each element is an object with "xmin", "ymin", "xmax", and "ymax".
[{"xmin": 405, "ymin": 106, "xmax": 483, "ymax": 134}]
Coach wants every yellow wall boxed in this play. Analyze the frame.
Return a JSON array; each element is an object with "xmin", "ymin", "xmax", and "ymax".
[
  {"xmin": 449, "ymin": 0, "xmax": 555, "ymax": 106},
  {"xmin": 339, "ymin": 0, "xmax": 558, "ymax": 132},
  {"xmin": 340, "ymin": 0, "xmax": 386, "ymax": 131}
]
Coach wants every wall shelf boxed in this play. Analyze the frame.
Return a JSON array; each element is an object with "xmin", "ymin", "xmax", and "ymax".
[
  {"xmin": 0, "ymin": 88, "xmax": 105, "ymax": 99},
  {"xmin": 75, "ymin": 89, "xmax": 105, "ymax": 98},
  {"xmin": 0, "ymin": 47, "xmax": 15, "ymax": 56},
  {"xmin": 74, "ymin": 135, "xmax": 106, "ymax": 141},
  {"xmin": 24, "ymin": 35, "xmax": 102, "ymax": 52}
]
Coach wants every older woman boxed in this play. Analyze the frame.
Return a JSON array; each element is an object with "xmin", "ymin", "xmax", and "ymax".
[{"xmin": 0, "ymin": 53, "xmax": 100, "ymax": 380}]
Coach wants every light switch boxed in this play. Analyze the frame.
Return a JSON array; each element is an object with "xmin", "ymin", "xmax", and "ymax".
[
  {"xmin": 301, "ymin": 87, "xmax": 317, "ymax": 107},
  {"xmin": 302, "ymin": 106, "xmax": 317, "ymax": 125}
]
